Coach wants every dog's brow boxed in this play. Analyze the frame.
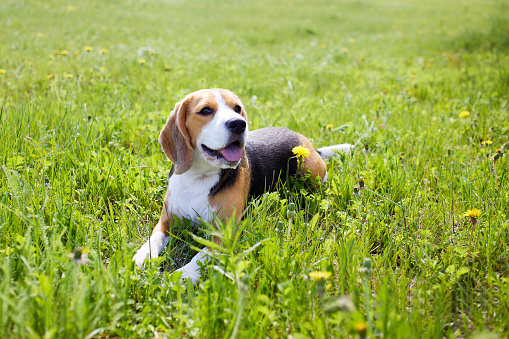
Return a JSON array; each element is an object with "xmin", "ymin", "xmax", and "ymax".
[
  {"xmin": 213, "ymin": 90, "xmax": 239, "ymax": 110},
  {"xmin": 193, "ymin": 93, "xmax": 218, "ymax": 112}
]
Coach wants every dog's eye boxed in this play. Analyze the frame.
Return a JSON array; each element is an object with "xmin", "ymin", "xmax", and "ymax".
[
  {"xmin": 198, "ymin": 107, "xmax": 213, "ymax": 115},
  {"xmin": 234, "ymin": 105, "xmax": 242, "ymax": 114}
]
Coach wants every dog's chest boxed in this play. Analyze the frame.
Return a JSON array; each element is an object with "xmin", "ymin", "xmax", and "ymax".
[{"xmin": 165, "ymin": 170, "xmax": 220, "ymax": 223}]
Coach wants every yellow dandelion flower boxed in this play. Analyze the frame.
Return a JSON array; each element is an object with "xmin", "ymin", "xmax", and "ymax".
[
  {"xmin": 0, "ymin": 69, "xmax": 5, "ymax": 74},
  {"xmin": 38, "ymin": 32, "xmax": 45, "ymax": 38},
  {"xmin": 459, "ymin": 111, "xmax": 470, "ymax": 118},
  {"xmin": 65, "ymin": 73, "xmax": 73, "ymax": 78},
  {"xmin": 100, "ymin": 48, "xmax": 107, "ymax": 54},
  {"xmin": 410, "ymin": 74, "xmax": 416, "ymax": 79},
  {"xmin": 348, "ymin": 38, "xmax": 355, "ymax": 44},
  {"xmin": 308, "ymin": 271, "xmax": 332, "ymax": 281},
  {"xmin": 325, "ymin": 124, "xmax": 333, "ymax": 130},
  {"xmin": 138, "ymin": 59, "xmax": 146, "ymax": 64},
  {"xmin": 47, "ymin": 74, "xmax": 54, "ymax": 79},
  {"xmin": 292, "ymin": 145, "xmax": 310, "ymax": 159},
  {"xmin": 426, "ymin": 62, "xmax": 432, "ymax": 68},
  {"xmin": 481, "ymin": 140, "xmax": 493, "ymax": 145},
  {"xmin": 463, "ymin": 208, "xmax": 481, "ymax": 219},
  {"xmin": 354, "ymin": 321, "xmax": 367, "ymax": 334},
  {"xmin": 149, "ymin": 50, "xmax": 155, "ymax": 55},
  {"xmin": 85, "ymin": 46, "xmax": 93, "ymax": 52},
  {"xmin": 49, "ymin": 54, "xmax": 55, "ymax": 60},
  {"xmin": 73, "ymin": 51, "xmax": 79, "ymax": 56},
  {"xmin": 61, "ymin": 50, "xmax": 69, "ymax": 56},
  {"xmin": 359, "ymin": 55, "xmax": 365, "ymax": 60},
  {"xmin": 68, "ymin": 5, "xmax": 75, "ymax": 10},
  {"xmin": 320, "ymin": 43, "xmax": 326, "ymax": 48},
  {"xmin": 54, "ymin": 50, "xmax": 61, "ymax": 55},
  {"xmin": 342, "ymin": 48, "xmax": 348, "ymax": 53}
]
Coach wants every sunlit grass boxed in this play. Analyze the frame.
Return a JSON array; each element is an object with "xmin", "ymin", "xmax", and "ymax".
[{"xmin": 1, "ymin": 0, "xmax": 509, "ymax": 337}]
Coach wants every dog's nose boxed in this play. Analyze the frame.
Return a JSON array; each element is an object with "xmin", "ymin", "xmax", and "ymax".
[{"xmin": 225, "ymin": 119, "xmax": 246, "ymax": 134}]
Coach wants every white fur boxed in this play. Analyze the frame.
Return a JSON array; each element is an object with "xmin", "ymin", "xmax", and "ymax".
[
  {"xmin": 132, "ymin": 231, "xmax": 170, "ymax": 268},
  {"xmin": 174, "ymin": 248, "xmax": 210, "ymax": 283},
  {"xmin": 133, "ymin": 89, "xmax": 349, "ymax": 282},
  {"xmin": 316, "ymin": 144, "xmax": 353, "ymax": 158},
  {"xmin": 322, "ymin": 171, "xmax": 328, "ymax": 183},
  {"xmin": 166, "ymin": 157, "xmax": 220, "ymax": 223},
  {"xmin": 133, "ymin": 91, "xmax": 242, "ymax": 272},
  {"xmin": 196, "ymin": 90, "xmax": 248, "ymax": 169},
  {"xmin": 132, "ymin": 165, "xmax": 219, "ymax": 269}
]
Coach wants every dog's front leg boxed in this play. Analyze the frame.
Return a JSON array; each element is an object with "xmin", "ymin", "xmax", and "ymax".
[
  {"xmin": 133, "ymin": 194, "xmax": 171, "ymax": 268},
  {"xmin": 132, "ymin": 222, "xmax": 170, "ymax": 268}
]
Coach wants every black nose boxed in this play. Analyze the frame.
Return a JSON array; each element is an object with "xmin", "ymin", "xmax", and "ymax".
[{"xmin": 225, "ymin": 119, "xmax": 246, "ymax": 134}]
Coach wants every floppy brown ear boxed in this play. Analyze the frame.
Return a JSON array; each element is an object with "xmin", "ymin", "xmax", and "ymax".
[{"xmin": 158, "ymin": 99, "xmax": 194, "ymax": 174}]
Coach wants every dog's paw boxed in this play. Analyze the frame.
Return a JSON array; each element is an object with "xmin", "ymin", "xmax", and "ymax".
[
  {"xmin": 173, "ymin": 248, "xmax": 210, "ymax": 284},
  {"xmin": 175, "ymin": 264, "xmax": 202, "ymax": 284},
  {"xmin": 132, "ymin": 231, "xmax": 169, "ymax": 268},
  {"xmin": 132, "ymin": 244, "xmax": 153, "ymax": 268}
]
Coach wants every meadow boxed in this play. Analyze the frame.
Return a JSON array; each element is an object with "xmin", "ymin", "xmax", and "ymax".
[{"xmin": 1, "ymin": 0, "xmax": 509, "ymax": 337}]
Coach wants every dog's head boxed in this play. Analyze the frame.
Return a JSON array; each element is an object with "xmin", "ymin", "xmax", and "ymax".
[{"xmin": 159, "ymin": 89, "xmax": 248, "ymax": 174}]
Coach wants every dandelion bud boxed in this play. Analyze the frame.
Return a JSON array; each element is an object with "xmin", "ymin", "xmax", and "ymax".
[
  {"xmin": 287, "ymin": 202, "xmax": 296, "ymax": 218},
  {"xmin": 361, "ymin": 257, "xmax": 372, "ymax": 277},
  {"xmin": 362, "ymin": 257, "xmax": 372, "ymax": 270}
]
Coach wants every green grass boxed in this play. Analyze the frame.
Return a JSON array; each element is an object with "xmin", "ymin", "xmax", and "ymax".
[{"xmin": 1, "ymin": 0, "xmax": 509, "ymax": 337}]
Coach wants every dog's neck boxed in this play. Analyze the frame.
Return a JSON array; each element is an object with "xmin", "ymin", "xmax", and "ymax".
[{"xmin": 184, "ymin": 153, "xmax": 222, "ymax": 179}]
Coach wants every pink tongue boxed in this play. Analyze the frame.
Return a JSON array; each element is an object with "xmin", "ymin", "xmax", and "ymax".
[{"xmin": 220, "ymin": 144, "xmax": 243, "ymax": 162}]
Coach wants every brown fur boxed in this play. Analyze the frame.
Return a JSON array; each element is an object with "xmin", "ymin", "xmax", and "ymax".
[
  {"xmin": 152, "ymin": 187, "xmax": 171, "ymax": 236},
  {"xmin": 298, "ymin": 135, "xmax": 327, "ymax": 181},
  {"xmin": 154, "ymin": 89, "xmax": 250, "ymax": 239},
  {"xmin": 208, "ymin": 159, "xmax": 251, "ymax": 221},
  {"xmin": 158, "ymin": 99, "xmax": 194, "ymax": 174},
  {"xmin": 153, "ymin": 89, "xmax": 325, "ymax": 253}
]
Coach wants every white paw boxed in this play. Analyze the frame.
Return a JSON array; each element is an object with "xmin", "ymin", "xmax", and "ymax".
[
  {"xmin": 175, "ymin": 264, "xmax": 202, "ymax": 284},
  {"xmin": 174, "ymin": 248, "xmax": 210, "ymax": 284},
  {"xmin": 132, "ymin": 232, "xmax": 169, "ymax": 268}
]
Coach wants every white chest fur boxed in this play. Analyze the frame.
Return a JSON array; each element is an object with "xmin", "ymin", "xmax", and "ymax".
[{"xmin": 165, "ymin": 160, "xmax": 220, "ymax": 223}]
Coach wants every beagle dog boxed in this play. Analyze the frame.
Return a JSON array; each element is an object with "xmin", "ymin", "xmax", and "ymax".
[{"xmin": 132, "ymin": 88, "xmax": 351, "ymax": 282}]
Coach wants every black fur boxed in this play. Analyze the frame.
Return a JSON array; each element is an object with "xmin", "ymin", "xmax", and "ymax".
[
  {"xmin": 209, "ymin": 168, "xmax": 239, "ymax": 196},
  {"xmin": 167, "ymin": 127, "xmax": 309, "ymax": 198},
  {"xmin": 246, "ymin": 127, "xmax": 301, "ymax": 197},
  {"xmin": 168, "ymin": 164, "xmax": 175, "ymax": 180}
]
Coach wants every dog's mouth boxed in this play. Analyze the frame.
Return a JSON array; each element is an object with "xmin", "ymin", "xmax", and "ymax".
[{"xmin": 202, "ymin": 141, "xmax": 244, "ymax": 163}]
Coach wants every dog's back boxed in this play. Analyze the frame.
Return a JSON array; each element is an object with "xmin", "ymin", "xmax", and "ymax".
[{"xmin": 246, "ymin": 127, "xmax": 318, "ymax": 196}]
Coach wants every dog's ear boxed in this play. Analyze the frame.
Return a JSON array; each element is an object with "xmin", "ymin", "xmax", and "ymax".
[{"xmin": 159, "ymin": 99, "xmax": 194, "ymax": 174}]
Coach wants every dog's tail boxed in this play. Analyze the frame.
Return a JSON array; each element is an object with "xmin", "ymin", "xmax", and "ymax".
[{"xmin": 316, "ymin": 144, "xmax": 353, "ymax": 159}]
